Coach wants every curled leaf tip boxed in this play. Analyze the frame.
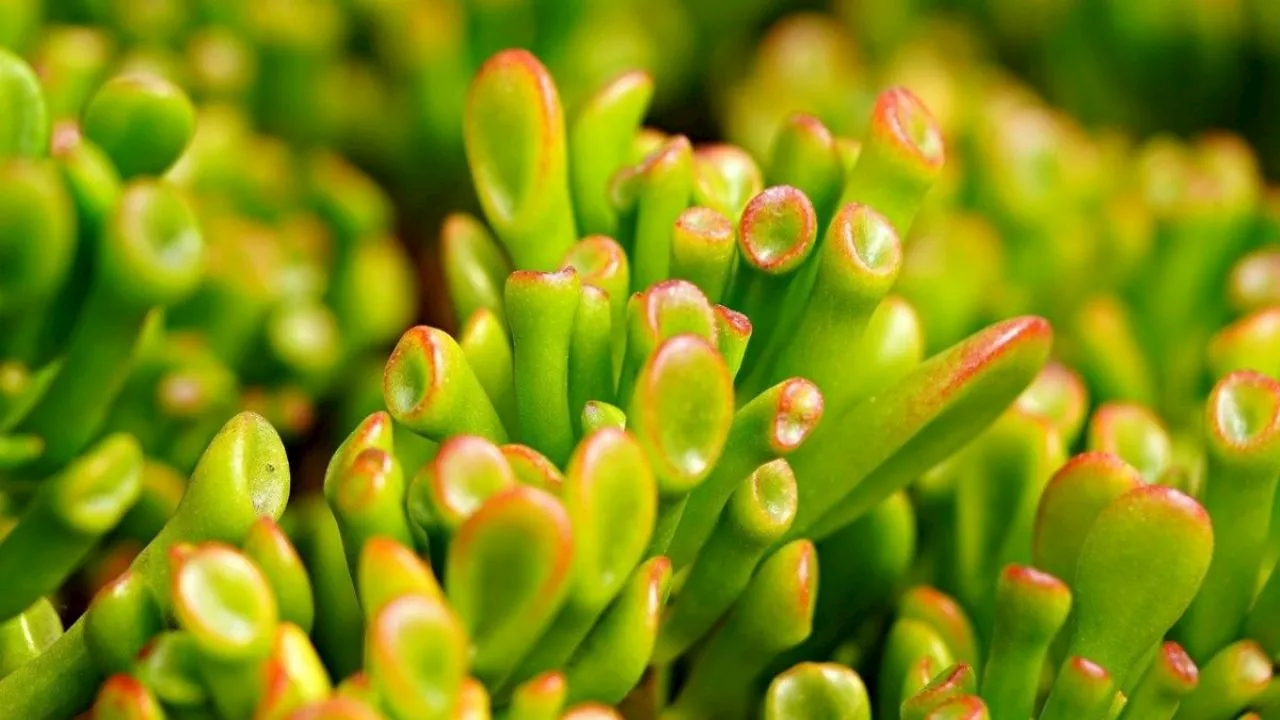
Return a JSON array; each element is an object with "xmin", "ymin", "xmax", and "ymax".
[
  {"xmin": 772, "ymin": 378, "xmax": 825, "ymax": 453},
  {"xmin": 834, "ymin": 203, "xmax": 902, "ymax": 277},
  {"xmin": 1207, "ymin": 370, "xmax": 1280, "ymax": 452},
  {"xmin": 738, "ymin": 186, "xmax": 818, "ymax": 274},
  {"xmin": 873, "ymin": 87, "xmax": 946, "ymax": 170},
  {"xmin": 1162, "ymin": 641, "xmax": 1201, "ymax": 688},
  {"xmin": 630, "ymin": 334, "xmax": 734, "ymax": 490}
]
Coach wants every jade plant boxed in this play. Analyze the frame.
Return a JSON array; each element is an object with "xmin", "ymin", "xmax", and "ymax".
[
  {"xmin": 0, "ymin": 35, "xmax": 421, "ymax": 472},
  {"xmin": 721, "ymin": 12, "xmax": 1280, "ymax": 438},
  {"xmin": 0, "ymin": 18, "xmax": 1278, "ymax": 720}
]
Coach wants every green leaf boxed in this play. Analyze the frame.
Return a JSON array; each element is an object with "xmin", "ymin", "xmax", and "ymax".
[{"xmin": 464, "ymin": 50, "xmax": 575, "ymax": 271}]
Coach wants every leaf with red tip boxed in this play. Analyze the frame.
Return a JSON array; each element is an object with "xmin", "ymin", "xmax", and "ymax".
[
  {"xmin": 329, "ymin": 448, "xmax": 413, "ymax": 578},
  {"xmin": 1067, "ymin": 486, "xmax": 1214, "ymax": 683},
  {"xmin": 508, "ymin": 671, "xmax": 566, "ymax": 720},
  {"xmin": 692, "ymin": 144, "xmax": 764, "ymax": 221},
  {"xmin": 1121, "ymin": 642, "xmax": 1198, "ymax": 720},
  {"xmin": 628, "ymin": 334, "xmax": 734, "ymax": 557},
  {"xmin": 383, "ymin": 327, "xmax": 507, "ymax": 443},
  {"xmin": 356, "ymin": 537, "xmax": 443, "ymax": 620},
  {"xmin": 407, "ymin": 435, "xmax": 515, "ymax": 535},
  {"xmin": 565, "ymin": 557, "xmax": 672, "ymax": 706},
  {"xmin": 1039, "ymin": 657, "xmax": 1116, "ymax": 720},
  {"xmin": 627, "ymin": 335, "xmax": 734, "ymax": 495},
  {"xmin": 902, "ymin": 664, "xmax": 977, "ymax": 720},
  {"xmin": 793, "ymin": 316, "xmax": 1053, "ymax": 540},
  {"xmin": 243, "ymin": 517, "xmax": 314, "ymax": 633},
  {"xmin": 441, "ymin": 213, "xmax": 510, "ymax": 328},
  {"xmin": 899, "ymin": 588, "xmax": 980, "ymax": 670},
  {"xmin": 91, "ymin": 674, "xmax": 164, "ymax": 720},
  {"xmin": 713, "ymin": 305, "xmax": 753, "ymax": 379},
  {"xmin": 764, "ymin": 662, "xmax": 870, "ymax": 720},
  {"xmin": 768, "ymin": 114, "xmax": 844, "ymax": 224},
  {"xmin": 1208, "ymin": 308, "xmax": 1280, "ymax": 382},
  {"xmin": 326, "ymin": 413, "xmax": 395, "ymax": 498},
  {"xmin": 171, "ymin": 542, "xmax": 277, "ymax": 661},
  {"xmin": 85, "ymin": 571, "xmax": 163, "ymax": 675},
  {"xmin": 620, "ymin": 279, "xmax": 718, "ymax": 402},
  {"xmin": 1171, "ymin": 640, "xmax": 1270, "ymax": 720},
  {"xmin": 729, "ymin": 186, "xmax": 818, "ymax": 374},
  {"xmin": 365, "ymin": 593, "xmax": 468, "ymax": 720},
  {"xmin": 735, "ymin": 186, "xmax": 818, "ymax": 277},
  {"xmin": 621, "ymin": 136, "xmax": 694, "ymax": 288},
  {"xmin": 1086, "ymin": 403, "xmax": 1174, "ymax": 484},
  {"xmin": 669, "ymin": 541, "xmax": 818, "ymax": 719},
  {"xmin": 511, "ymin": 428, "xmax": 655, "ymax": 681},
  {"xmin": 500, "ymin": 444, "xmax": 565, "ymax": 495},
  {"xmin": 671, "ymin": 207, "xmax": 736, "ymax": 304},
  {"xmin": 1016, "ymin": 362, "xmax": 1090, "ymax": 448},
  {"xmin": 254, "ymin": 624, "xmax": 332, "ymax": 720},
  {"xmin": 981, "ymin": 565, "xmax": 1071, "ymax": 720},
  {"xmin": 840, "ymin": 87, "xmax": 945, "ymax": 235},
  {"xmin": 464, "ymin": 49, "xmax": 575, "ymax": 271},
  {"xmin": 1178, "ymin": 371, "xmax": 1280, "ymax": 661},
  {"xmin": 569, "ymin": 71, "xmax": 653, "ymax": 237},
  {"xmin": 1033, "ymin": 452, "xmax": 1145, "ymax": 584},
  {"xmin": 446, "ymin": 486, "xmax": 574, "ymax": 685},
  {"xmin": 580, "ymin": 402, "xmax": 626, "ymax": 437},
  {"xmin": 879, "ymin": 619, "xmax": 955, "ymax": 720},
  {"xmin": 563, "ymin": 235, "xmax": 630, "ymax": 374}
]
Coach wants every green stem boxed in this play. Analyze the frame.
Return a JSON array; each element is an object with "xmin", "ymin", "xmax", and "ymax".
[
  {"xmin": 750, "ymin": 202, "xmax": 900, "ymax": 403},
  {"xmin": 568, "ymin": 285, "xmax": 615, "ymax": 438},
  {"xmin": 1176, "ymin": 372, "xmax": 1280, "ymax": 661},
  {"xmin": 666, "ymin": 541, "xmax": 817, "ymax": 720},
  {"xmin": 564, "ymin": 557, "xmax": 672, "ymax": 706},
  {"xmin": 14, "ymin": 290, "xmax": 149, "ymax": 472},
  {"xmin": 654, "ymin": 459, "xmax": 796, "ymax": 662},
  {"xmin": 1118, "ymin": 642, "xmax": 1199, "ymax": 720},
  {"xmin": 0, "ymin": 433, "xmax": 141, "ymax": 621},
  {"xmin": 1039, "ymin": 658, "xmax": 1117, "ymax": 720},
  {"xmin": 507, "ymin": 268, "xmax": 580, "ymax": 466},
  {"xmin": 0, "ymin": 620, "xmax": 100, "ymax": 717},
  {"xmin": 980, "ymin": 566, "xmax": 1072, "ymax": 720},
  {"xmin": 667, "ymin": 378, "xmax": 822, "ymax": 570},
  {"xmin": 0, "ymin": 598, "xmax": 61, "ymax": 678}
]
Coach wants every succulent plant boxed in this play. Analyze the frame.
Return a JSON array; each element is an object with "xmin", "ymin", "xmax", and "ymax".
[
  {"xmin": 0, "ymin": 32, "xmax": 421, "ymax": 476},
  {"xmin": 1, "ymin": 4, "xmax": 1279, "ymax": 720},
  {"xmin": 721, "ymin": 13, "xmax": 1280, "ymax": 436}
]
